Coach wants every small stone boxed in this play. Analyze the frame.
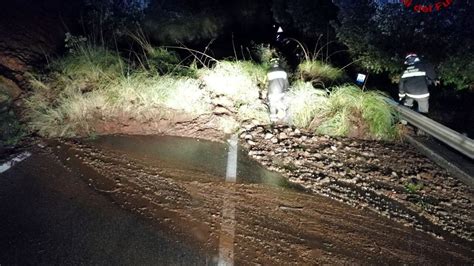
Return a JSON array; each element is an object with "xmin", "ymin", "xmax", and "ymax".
[
  {"xmin": 244, "ymin": 124, "xmax": 253, "ymax": 130},
  {"xmin": 244, "ymin": 134, "xmax": 253, "ymax": 140},
  {"xmin": 271, "ymin": 137, "xmax": 279, "ymax": 144},
  {"xmin": 331, "ymin": 146, "xmax": 337, "ymax": 151},
  {"xmin": 279, "ymin": 132, "xmax": 288, "ymax": 140},
  {"xmin": 247, "ymin": 140, "xmax": 256, "ymax": 146},
  {"xmin": 213, "ymin": 106, "xmax": 232, "ymax": 115},
  {"xmin": 264, "ymin": 133, "xmax": 273, "ymax": 140}
]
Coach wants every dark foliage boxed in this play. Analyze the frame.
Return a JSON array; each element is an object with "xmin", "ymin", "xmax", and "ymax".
[
  {"xmin": 142, "ymin": 0, "xmax": 273, "ymax": 44},
  {"xmin": 81, "ymin": 0, "xmax": 150, "ymax": 38},
  {"xmin": 332, "ymin": 0, "xmax": 474, "ymax": 89},
  {"xmin": 271, "ymin": 0, "xmax": 338, "ymax": 37}
]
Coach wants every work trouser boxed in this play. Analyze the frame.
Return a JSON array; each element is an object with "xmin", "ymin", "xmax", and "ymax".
[
  {"xmin": 404, "ymin": 96, "xmax": 429, "ymax": 113},
  {"xmin": 268, "ymin": 92, "xmax": 288, "ymax": 122}
]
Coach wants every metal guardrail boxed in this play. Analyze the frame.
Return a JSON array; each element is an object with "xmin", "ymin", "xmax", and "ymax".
[{"xmin": 387, "ymin": 99, "xmax": 474, "ymax": 160}]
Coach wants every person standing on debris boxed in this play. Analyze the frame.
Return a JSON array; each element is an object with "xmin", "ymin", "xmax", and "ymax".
[
  {"xmin": 267, "ymin": 58, "xmax": 290, "ymax": 123},
  {"xmin": 398, "ymin": 53, "xmax": 438, "ymax": 113}
]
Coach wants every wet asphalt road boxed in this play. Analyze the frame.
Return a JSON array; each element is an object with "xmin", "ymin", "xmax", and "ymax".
[{"xmin": 0, "ymin": 151, "xmax": 210, "ymax": 265}]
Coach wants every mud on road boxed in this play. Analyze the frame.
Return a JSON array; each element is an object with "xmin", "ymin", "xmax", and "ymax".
[
  {"xmin": 240, "ymin": 124, "xmax": 474, "ymax": 244},
  {"xmin": 38, "ymin": 135, "xmax": 473, "ymax": 264}
]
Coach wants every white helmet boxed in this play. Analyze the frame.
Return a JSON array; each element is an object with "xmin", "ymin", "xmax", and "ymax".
[{"xmin": 404, "ymin": 53, "xmax": 420, "ymax": 65}]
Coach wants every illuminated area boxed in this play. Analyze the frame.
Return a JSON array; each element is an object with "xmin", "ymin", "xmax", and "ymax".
[{"xmin": 0, "ymin": 0, "xmax": 473, "ymax": 264}]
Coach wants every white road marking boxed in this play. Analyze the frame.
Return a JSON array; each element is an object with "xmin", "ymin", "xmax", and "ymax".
[{"xmin": 0, "ymin": 151, "xmax": 32, "ymax": 174}]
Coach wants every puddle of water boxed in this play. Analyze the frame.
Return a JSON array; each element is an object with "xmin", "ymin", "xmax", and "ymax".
[{"xmin": 89, "ymin": 135, "xmax": 290, "ymax": 187}]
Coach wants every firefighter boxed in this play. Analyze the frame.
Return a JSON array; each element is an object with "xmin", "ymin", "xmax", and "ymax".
[
  {"xmin": 267, "ymin": 58, "xmax": 289, "ymax": 123},
  {"xmin": 398, "ymin": 53, "xmax": 438, "ymax": 113}
]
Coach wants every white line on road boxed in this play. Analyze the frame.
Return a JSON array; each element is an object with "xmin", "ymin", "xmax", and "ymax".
[{"xmin": 0, "ymin": 151, "xmax": 32, "ymax": 174}]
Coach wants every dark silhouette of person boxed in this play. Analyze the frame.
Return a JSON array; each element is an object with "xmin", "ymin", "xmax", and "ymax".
[
  {"xmin": 399, "ymin": 53, "xmax": 438, "ymax": 113},
  {"xmin": 267, "ymin": 58, "xmax": 290, "ymax": 123}
]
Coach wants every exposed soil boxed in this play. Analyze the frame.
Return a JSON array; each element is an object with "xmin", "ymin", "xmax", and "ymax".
[
  {"xmin": 55, "ymin": 112, "xmax": 474, "ymax": 246},
  {"xmin": 93, "ymin": 112, "xmax": 229, "ymax": 143},
  {"xmin": 239, "ymin": 124, "xmax": 474, "ymax": 243},
  {"xmin": 31, "ymin": 137, "xmax": 472, "ymax": 264}
]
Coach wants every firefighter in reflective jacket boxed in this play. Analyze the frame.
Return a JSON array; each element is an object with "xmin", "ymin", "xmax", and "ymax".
[
  {"xmin": 399, "ymin": 53, "xmax": 437, "ymax": 113},
  {"xmin": 267, "ymin": 58, "xmax": 289, "ymax": 123}
]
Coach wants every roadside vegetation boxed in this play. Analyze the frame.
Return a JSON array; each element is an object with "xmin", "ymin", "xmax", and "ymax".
[{"xmin": 25, "ymin": 36, "xmax": 399, "ymax": 140}]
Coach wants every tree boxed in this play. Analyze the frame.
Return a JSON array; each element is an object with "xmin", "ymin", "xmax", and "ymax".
[{"xmin": 332, "ymin": 0, "xmax": 474, "ymax": 89}]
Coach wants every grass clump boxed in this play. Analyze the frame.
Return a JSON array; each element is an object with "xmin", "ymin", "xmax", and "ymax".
[
  {"xmin": 287, "ymin": 81, "xmax": 328, "ymax": 128},
  {"xmin": 286, "ymin": 82, "xmax": 398, "ymax": 140},
  {"xmin": 313, "ymin": 85, "xmax": 398, "ymax": 139},
  {"xmin": 144, "ymin": 47, "xmax": 197, "ymax": 77},
  {"xmin": 50, "ymin": 44, "xmax": 124, "ymax": 87},
  {"xmin": 297, "ymin": 60, "xmax": 342, "ymax": 84},
  {"xmin": 198, "ymin": 60, "xmax": 266, "ymax": 104},
  {"xmin": 405, "ymin": 179, "xmax": 424, "ymax": 194}
]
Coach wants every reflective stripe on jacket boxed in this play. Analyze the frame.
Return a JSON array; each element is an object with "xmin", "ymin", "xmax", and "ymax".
[
  {"xmin": 267, "ymin": 66, "xmax": 289, "ymax": 97},
  {"xmin": 399, "ymin": 61, "xmax": 436, "ymax": 98}
]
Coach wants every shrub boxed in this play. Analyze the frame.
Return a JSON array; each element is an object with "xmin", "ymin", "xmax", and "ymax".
[
  {"xmin": 145, "ymin": 47, "xmax": 197, "ymax": 77},
  {"xmin": 438, "ymin": 52, "xmax": 474, "ymax": 90}
]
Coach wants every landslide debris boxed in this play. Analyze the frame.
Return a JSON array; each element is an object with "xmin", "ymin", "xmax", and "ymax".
[{"xmin": 239, "ymin": 124, "xmax": 474, "ymax": 243}]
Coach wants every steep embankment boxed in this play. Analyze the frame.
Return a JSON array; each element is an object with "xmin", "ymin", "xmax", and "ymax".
[{"xmin": 0, "ymin": 0, "xmax": 81, "ymax": 151}]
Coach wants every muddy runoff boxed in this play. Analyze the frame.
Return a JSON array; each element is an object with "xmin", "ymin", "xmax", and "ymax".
[{"xmin": 48, "ymin": 134, "xmax": 473, "ymax": 264}]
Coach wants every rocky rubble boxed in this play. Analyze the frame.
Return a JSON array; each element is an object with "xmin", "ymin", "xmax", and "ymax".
[{"xmin": 239, "ymin": 124, "xmax": 474, "ymax": 243}]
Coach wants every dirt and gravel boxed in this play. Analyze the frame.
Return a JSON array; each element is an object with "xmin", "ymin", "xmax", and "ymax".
[
  {"xmin": 238, "ymin": 124, "xmax": 474, "ymax": 243},
  {"xmin": 2, "ymin": 117, "xmax": 473, "ymax": 264},
  {"xmin": 42, "ymin": 137, "xmax": 472, "ymax": 264}
]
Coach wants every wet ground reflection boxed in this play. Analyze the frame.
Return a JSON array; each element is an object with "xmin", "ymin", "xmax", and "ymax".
[
  {"xmin": 88, "ymin": 135, "xmax": 288, "ymax": 186},
  {"xmin": 219, "ymin": 134, "xmax": 238, "ymax": 265},
  {"xmin": 218, "ymin": 186, "xmax": 236, "ymax": 266}
]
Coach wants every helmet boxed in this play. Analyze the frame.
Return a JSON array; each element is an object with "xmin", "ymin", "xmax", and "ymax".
[
  {"xmin": 404, "ymin": 53, "xmax": 420, "ymax": 65},
  {"xmin": 270, "ymin": 58, "xmax": 280, "ymax": 68}
]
